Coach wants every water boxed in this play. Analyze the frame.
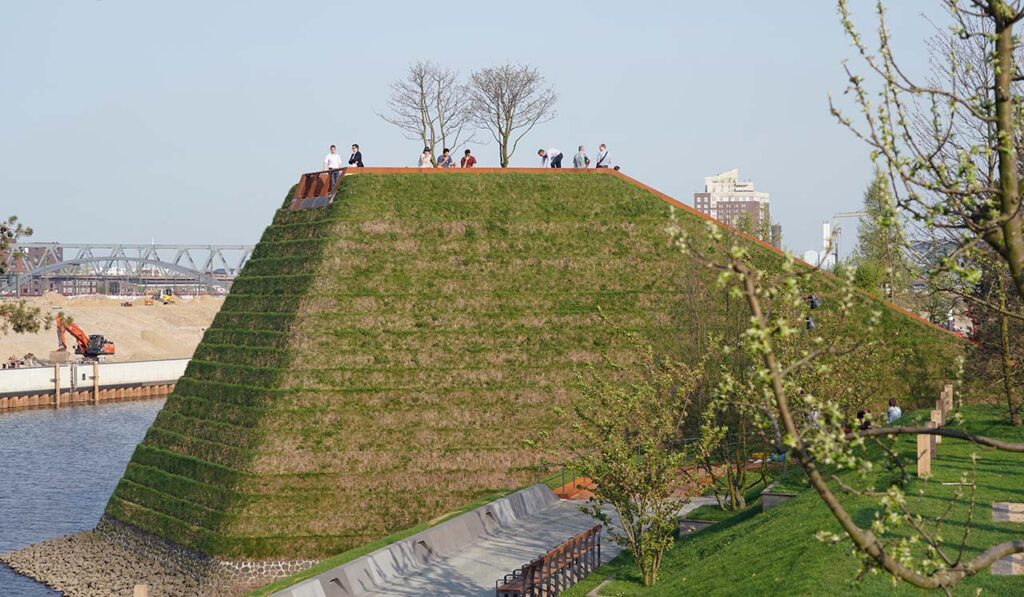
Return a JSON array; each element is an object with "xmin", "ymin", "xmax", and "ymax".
[{"xmin": 0, "ymin": 400, "xmax": 164, "ymax": 596}]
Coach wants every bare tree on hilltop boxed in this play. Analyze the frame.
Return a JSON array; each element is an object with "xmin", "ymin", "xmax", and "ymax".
[
  {"xmin": 379, "ymin": 61, "xmax": 475, "ymax": 166},
  {"xmin": 467, "ymin": 63, "xmax": 557, "ymax": 167}
]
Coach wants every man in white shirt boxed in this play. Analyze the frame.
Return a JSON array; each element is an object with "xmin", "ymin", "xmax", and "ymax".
[
  {"xmin": 538, "ymin": 148, "xmax": 563, "ymax": 168},
  {"xmin": 594, "ymin": 144, "xmax": 610, "ymax": 168},
  {"xmin": 324, "ymin": 145, "xmax": 344, "ymax": 189}
]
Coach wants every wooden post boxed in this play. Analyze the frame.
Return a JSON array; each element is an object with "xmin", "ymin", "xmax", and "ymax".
[
  {"xmin": 917, "ymin": 431, "xmax": 932, "ymax": 477},
  {"xmin": 54, "ymin": 364, "xmax": 61, "ymax": 409},
  {"xmin": 925, "ymin": 421, "xmax": 937, "ymax": 457},
  {"xmin": 931, "ymin": 410, "xmax": 943, "ymax": 444},
  {"xmin": 92, "ymin": 361, "xmax": 100, "ymax": 405},
  {"xmin": 943, "ymin": 384, "xmax": 954, "ymax": 413}
]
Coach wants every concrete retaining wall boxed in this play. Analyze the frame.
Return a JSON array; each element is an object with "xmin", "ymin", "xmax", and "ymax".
[
  {"xmin": 0, "ymin": 359, "xmax": 187, "ymax": 410},
  {"xmin": 761, "ymin": 482, "xmax": 797, "ymax": 512},
  {"xmin": 274, "ymin": 484, "xmax": 561, "ymax": 597}
]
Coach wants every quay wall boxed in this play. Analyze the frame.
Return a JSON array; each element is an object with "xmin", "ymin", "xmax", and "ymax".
[{"xmin": 0, "ymin": 359, "xmax": 186, "ymax": 411}]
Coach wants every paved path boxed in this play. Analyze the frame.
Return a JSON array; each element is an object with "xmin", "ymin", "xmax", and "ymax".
[
  {"xmin": 363, "ymin": 497, "xmax": 717, "ymax": 596},
  {"xmin": 363, "ymin": 500, "xmax": 615, "ymax": 596}
]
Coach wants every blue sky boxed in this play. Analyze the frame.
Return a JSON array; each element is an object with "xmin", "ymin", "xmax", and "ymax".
[{"xmin": 0, "ymin": 1, "xmax": 940, "ymax": 255}]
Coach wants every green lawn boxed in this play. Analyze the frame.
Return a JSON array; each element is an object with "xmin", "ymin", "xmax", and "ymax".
[{"xmin": 566, "ymin": 405, "xmax": 1024, "ymax": 596}]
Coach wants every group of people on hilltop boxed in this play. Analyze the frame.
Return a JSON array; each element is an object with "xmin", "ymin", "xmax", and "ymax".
[
  {"xmin": 324, "ymin": 144, "xmax": 363, "ymax": 188},
  {"xmin": 321, "ymin": 142, "xmax": 616, "ymax": 172},
  {"xmin": 538, "ymin": 144, "xmax": 612, "ymax": 169},
  {"xmin": 420, "ymin": 147, "xmax": 477, "ymax": 168}
]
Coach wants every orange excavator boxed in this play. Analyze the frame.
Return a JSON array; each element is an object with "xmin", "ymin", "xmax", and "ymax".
[{"xmin": 55, "ymin": 312, "xmax": 116, "ymax": 360}]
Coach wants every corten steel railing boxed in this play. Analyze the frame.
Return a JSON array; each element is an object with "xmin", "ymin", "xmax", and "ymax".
[
  {"xmin": 289, "ymin": 169, "xmax": 344, "ymax": 210},
  {"xmin": 495, "ymin": 525, "xmax": 602, "ymax": 597}
]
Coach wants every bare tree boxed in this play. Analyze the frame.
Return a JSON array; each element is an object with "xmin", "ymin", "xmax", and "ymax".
[
  {"xmin": 379, "ymin": 61, "xmax": 474, "ymax": 165},
  {"xmin": 466, "ymin": 63, "xmax": 557, "ymax": 167}
]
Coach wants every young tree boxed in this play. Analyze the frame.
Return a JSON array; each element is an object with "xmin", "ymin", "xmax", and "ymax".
[
  {"xmin": 0, "ymin": 216, "xmax": 47, "ymax": 334},
  {"xmin": 569, "ymin": 340, "xmax": 715, "ymax": 587},
  {"xmin": 851, "ymin": 172, "xmax": 915, "ymax": 302},
  {"xmin": 670, "ymin": 213, "xmax": 1024, "ymax": 591},
  {"xmin": 967, "ymin": 251, "xmax": 1024, "ymax": 425},
  {"xmin": 379, "ymin": 61, "xmax": 474, "ymax": 164},
  {"xmin": 466, "ymin": 63, "xmax": 557, "ymax": 167},
  {"xmin": 831, "ymin": 0, "xmax": 1024, "ymax": 305}
]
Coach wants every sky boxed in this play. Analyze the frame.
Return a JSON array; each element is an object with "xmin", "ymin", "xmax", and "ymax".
[{"xmin": 0, "ymin": 0, "xmax": 944, "ymax": 256}]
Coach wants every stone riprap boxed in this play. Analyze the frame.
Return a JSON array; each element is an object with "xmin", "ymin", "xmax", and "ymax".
[{"xmin": 0, "ymin": 517, "xmax": 317, "ymax": 596}]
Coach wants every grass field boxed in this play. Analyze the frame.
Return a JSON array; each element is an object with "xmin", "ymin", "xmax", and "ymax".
[
  {"xmin": 103, "ymin": 171, "xmax": 963, "ymax": 560},
  {"xmin": 565, "ymin": 405, "xmax": 1024, "ymax": 596}
]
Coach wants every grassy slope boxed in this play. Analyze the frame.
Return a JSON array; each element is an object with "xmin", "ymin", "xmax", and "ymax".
[
  {"xmin": 103, "ymin": 172, "xmax": 963, "ymax": 560},
  {"xmin": 566, "ymin": 406, "xmax": 1024, "ymax": 596}
]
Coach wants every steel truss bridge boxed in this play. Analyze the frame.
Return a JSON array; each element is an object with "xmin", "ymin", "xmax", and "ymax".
[{"xmin": 1, "ymin": 243, "xmax": 255, "ymax": 295}]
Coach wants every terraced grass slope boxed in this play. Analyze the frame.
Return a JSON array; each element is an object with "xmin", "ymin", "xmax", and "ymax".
[{"xmin": 105, "ymin": 171, "xmax": 963, "ymax": 560}]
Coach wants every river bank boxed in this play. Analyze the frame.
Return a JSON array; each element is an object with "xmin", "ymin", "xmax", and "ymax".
[{"xmin": 0, "ymin": 400, "xmax": 164, "ymax": 595}]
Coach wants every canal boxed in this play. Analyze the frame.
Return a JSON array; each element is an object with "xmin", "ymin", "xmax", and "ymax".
[{"xmin": 0, "ymin": 400, "xmax": 164, "ymax": 596}]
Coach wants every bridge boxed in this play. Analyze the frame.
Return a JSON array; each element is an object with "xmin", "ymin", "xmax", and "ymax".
[{"xmin": 1, "ymin": 243, "xmax": 254, "ymax": 295}]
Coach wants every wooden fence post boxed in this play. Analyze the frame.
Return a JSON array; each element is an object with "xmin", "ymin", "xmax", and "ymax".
[
  {"xmin": 54, "ymin": 364, "xmax": 61, "ymax": 409},
  {"xmin": 92, "ymin": 361, "xmax": 100, "ymax": 405},
  {"xmin": 931, "ymin": 410, "xmax": 943, "ymax": 444},
  {"xmin": 917, "ymin": 431, "xmax": 932, "ymax": 477}
]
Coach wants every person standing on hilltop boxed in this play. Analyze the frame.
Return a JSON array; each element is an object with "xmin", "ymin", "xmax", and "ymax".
[
  {"xmin": 418, "ymin": 147, "xmax": 433, "ymax": 168},
  {"xmin": 348, "ymin": 144, "xmax": 364, "ymax": 167},
  {"xmin": 324, "ymin": 144, "xmax": 344, "ymax": 189},
  {"xmin": 461, "ymin": 149, "xmax": 477, "ymax": 168},
  {"xmin": 538, "ymin": 148, "xmax": 563, "ymax": 168},
  {"xmin": 594, "ymin": 144, "xmax": 611, "ymax": 169},
  {"xmin": 573, "ymin": 145, "xmax": 590, "ymax": 168},
  {"xmin": 437, "ymin": 148, "xmax": 455, "ymax": 168}
]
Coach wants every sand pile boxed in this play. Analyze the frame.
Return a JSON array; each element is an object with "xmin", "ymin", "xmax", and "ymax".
[{"xmin": 0, "ymin": 293, "xmax": 223, "ymax": 362}]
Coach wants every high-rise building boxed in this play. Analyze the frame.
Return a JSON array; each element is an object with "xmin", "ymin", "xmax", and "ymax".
[{"xmin": 693, "ymin": 168, "xmax": 771, "ymax": 232}]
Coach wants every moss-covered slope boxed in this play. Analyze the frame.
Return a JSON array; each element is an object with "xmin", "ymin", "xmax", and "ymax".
[{"xmin": 105, "ymin": 171, "xmax": 962, "ymax": 559}]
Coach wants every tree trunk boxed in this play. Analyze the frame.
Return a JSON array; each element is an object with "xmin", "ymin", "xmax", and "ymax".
[
  {"xmin": 993, "ymin": 15, "xmax": 1024, "ymax": 300},
  {"xmin": 998, "ymin": 278, "xmax": 1022, "ymax": 426},
  {"xmin": 500, "ymin": 131, "xmax": 510, "ymax": 167}
]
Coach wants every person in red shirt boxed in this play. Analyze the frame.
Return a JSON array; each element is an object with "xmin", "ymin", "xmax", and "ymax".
[{"xmin": 461, "ymin": 149, "xmax": 477, "ymax": 168}]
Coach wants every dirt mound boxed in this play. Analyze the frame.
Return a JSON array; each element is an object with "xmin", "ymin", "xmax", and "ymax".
[{"xmin": 0, "ymin": 295, "xmax": 223, "ymax": 362}]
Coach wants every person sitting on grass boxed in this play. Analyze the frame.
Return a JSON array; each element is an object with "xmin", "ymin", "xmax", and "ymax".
[
  {"xmin": 886, "ymin": 399, "xmax": 903, "ymax": 424},
  {"xmin": 461, "ymin": 148, "xmax": 477, "ymax": 168}
]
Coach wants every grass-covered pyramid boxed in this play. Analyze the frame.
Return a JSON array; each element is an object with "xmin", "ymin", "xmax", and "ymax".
[{"xmin": 105, "ymin": 170, "xmax": 961, "ymax": 560}]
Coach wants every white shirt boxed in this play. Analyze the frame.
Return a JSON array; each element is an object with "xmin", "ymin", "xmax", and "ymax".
[
  {"xmin": 595, "ymin": 150, "xmax": 610, "ymax": 167},
  {"xmin": 886, "ymin": 405, "xmax": 902, "ymax": 424},
  {"xmin": 324, "ymin": 153, "xmax": 344, "ymax": 170},
  {"xmin": 541, "ymin": 148, "xmax": 561, "ymax": 167}
]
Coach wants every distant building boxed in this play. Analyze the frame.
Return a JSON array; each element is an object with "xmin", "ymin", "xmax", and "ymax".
[{"xmin": 693, "ymin": 169, "xmax": 771, "ymax": 232}]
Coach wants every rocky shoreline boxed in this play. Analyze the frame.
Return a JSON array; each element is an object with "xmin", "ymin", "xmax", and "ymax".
[{"xmin": 0, "ymin": 517, "xmax": 316, "ymax": 596}]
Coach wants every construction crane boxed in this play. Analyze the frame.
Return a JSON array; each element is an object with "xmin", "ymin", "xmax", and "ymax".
[
  {"xmin": 55, "ymin": 312, "xmax": 115, "ymax": 360},
  {"xmin": 821, "ymin": 211, "xmax": 869, "ymax": 265}
]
